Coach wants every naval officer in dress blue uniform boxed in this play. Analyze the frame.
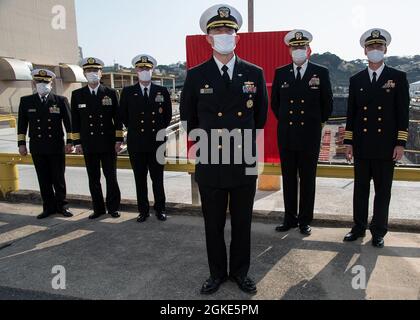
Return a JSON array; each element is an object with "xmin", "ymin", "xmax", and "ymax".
[
  {"xmin": 119, "ymin": 54, "xmax": 173, "ymax": 223},
  {"xmin": 272, "ymin": 30, "xmax": 333, "ymax": 236},
  {"xmin": 343, "ymin": 29, "xmax": 410, "ymax": 248},
  {"xmin": 71, "ymin": 57, "xmax": 123, "ymax": 220},
  {"xmin": 181, "ymin": 4, "xmax": 268, "ymax": 295},
  {"xmin": 17, "ymin": 69, "xmax": 74, "ymax": 219}
]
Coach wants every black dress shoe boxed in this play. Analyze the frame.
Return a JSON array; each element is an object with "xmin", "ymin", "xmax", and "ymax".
[
  {"xmin": 137, "ymin": 213, "xmax": 150, "ymax": 223},
  {"xmin": 300, "ymin": 225, "xmax": 312, "ymax": 236},
  {"xmin": 109, "ymin": 212, "xmax": 121, "ymax": 219},
  {"xmin": 343, "ymin": 231, "xmax": 366, "ymax": 242},
  {"xmin": 200, "ymin": 276, "xmax": 227, "ymax": 295},
  {"xmin": 37, "ymin": 212, "xmax": 51, "ymax": 220},
  {"xmin": 372, "ymin": 237, "xmax": 385, "ymax": 248},
  {"xmin": 156, "ymin": 211, "xmax": 167, "ymax": 221},
  {"xmin": 60, "ymin": 209, "xmax": 74, "ymax": 218},
  {"xmin": 275, "ymin": 223, "xmax": 298, "ymax": 232},
  {"xmin": 89, "ymin": 212, "xmax": 105, "ymax": 220},
  {"xmin": 230, "ymin": 275, "xmax": 257, "ymax": 295}
]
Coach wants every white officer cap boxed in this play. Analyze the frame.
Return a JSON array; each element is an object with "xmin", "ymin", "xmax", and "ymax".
[
  {"xmin": 80, "ymin": 57, "xmax": 105, "ymax": 70},
  {"xmin": 31, "ymin": 69, "xmax": 56, "ymax": 82},
  {"xmin": 199, "ymin": 4, "xmax": 243, "ymax": 34},
  {"xmin": 360, "ymin": 28, "xmax": 392, "ymax": 48},
  {"xmin": 132, "ymin": 54, "xmax": 157, "ymax": 69},
  {"xmin": 284, "ymin": 29, "xmax": 313, "ymax": 47}
]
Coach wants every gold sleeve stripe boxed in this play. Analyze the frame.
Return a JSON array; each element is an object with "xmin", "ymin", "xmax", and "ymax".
[
  {"xmin": 116, "ymin": 131, "xmax": 124, "ymax": 138},
  {"xmin": 72, "ymin": 133, "xmax": 81, "ymax": 140},
  {"xmin": 344, "ymin": 131, "xmax": 353, "ymax": 140},
  {"xmin": 18, "ymin": 134, "xmax": 26, "ymax": 141}
]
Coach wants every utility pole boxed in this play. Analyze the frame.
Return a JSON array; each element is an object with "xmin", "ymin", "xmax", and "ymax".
[{"xmin": 248, "ymin": 0, "xmax": 254, "ymax": 32}]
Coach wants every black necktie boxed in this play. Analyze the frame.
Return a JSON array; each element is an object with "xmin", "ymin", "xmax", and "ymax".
[
  {"xmin": 372, "ymin": 72, "xmax": 377, "ymax": 85},
  {"xmin": 143, "ymin": 87, "xmax": 149, "ymax": 102},
  {"xmin": 222, "ymin": 65, "xmax": 230, "ymax": 87},
  {"xmin": 296, "ymin": 66, "xmax": 302, "ymax": 82},
  {"xmin": 41, "ymin": 97, "xmax": 47, "ymax": 105},
  {"xmin": 91, "ymin": 90, "xmax": 96, "ymax": 97}
]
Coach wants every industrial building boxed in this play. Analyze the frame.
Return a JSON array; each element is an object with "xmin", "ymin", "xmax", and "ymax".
[{"xmin": 0, "ymin": 0, "xmax": 86, "ymax": 114}]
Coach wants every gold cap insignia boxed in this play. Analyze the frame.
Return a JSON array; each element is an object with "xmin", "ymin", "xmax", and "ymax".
[
  {"xmin": 295, "ymin": 32, "xmax": 303, "ymax": 40},
  {"xmin": 372, "ymin": 30, "xmax": 381, "ymax": 38},
  {"xmin": 87, "ymin": 57, "xmax": 96, "ymax": 64},
  {"xmin": 218, "ymin": 7, "xmax": 231, "ymax": 18}
]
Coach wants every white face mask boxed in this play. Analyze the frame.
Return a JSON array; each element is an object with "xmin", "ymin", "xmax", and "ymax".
[
  {"xmin": 211, "ymin": 34, "xmax": 237, "ymax": 55},
  {"xmin": 138, "ymin": 70, "xmax": 152, "ymax": 82},
  {"xmin": 36, "ymin": 83, "xmax": 52, "ymax": 97},
  {"xmin": 367, "ymin": 49, "xmax": 385, "ymax": 63},
  {"xmin": 292, "ymin": 49, "xmax": 308, "ymax": 65},
  {"xmin": 85, "ymin": 72, "xmax": 101, "ymax": 84}
]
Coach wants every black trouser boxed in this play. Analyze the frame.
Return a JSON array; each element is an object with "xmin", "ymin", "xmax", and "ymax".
[
  {"xmin": 280, "ymin": 148, "xmax": 319, "ymax": 227},
  {"xmin": 83, "ymin": 152, "xmax": 121, "ymax": 214},
  {"xmin": 199, "ymin": 181, "xmax": 256, "ymax": 280},
  {"xmin": 129, "ymin": 152, "xmax": 166, "ymax": 214},
  {"xmin": 353, "ymin": 158, "xmax": 395, "ymax": 238},
  {"xmin": 32, "ymin": 153, "xmax": 68, "ymax": 214}
]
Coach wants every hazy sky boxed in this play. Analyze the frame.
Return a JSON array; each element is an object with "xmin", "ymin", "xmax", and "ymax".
[{"xmin": 75, "ymin": 0, "xmax": 419, "ymax": 66}]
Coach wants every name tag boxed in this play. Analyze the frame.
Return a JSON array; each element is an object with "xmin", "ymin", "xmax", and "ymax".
[
  {"xmin": 155, "ymin": 93, "xmax": 165, "ymax": 103},
  {"xmin": 78, "ymin": 104, "xmax": 87, "ymax": 109},
  {"xmin": 200, "ymin": 88, "xmax": 214, "ymax": 95},
  {"xmin": 28, "ymin": 109, "xmax": 37, "ymax": 113},
  {"xmin": 102, "ymin": 96, "xmax": 113, "ymax": 106}
]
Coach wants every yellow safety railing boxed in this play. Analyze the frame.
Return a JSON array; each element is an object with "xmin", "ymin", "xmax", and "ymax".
[
  {"xmin": 1, "ymin": 152, "xmax": 420, "ymax": 199},
  {"xmin": 0, "ymin": 115, "xmax": 17, "ymax": 128}
]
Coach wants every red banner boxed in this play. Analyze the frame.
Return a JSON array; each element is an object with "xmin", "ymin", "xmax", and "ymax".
[{"xmin": 185, "ymin": 31, "xmax": 291, "ymax": 163}]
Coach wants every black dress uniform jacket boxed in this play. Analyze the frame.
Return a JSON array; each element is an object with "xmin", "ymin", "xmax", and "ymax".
[
  {"xmin": 272, "ymin": 62, "xmax": 333, "ymax": 152},
  {"xmin": 180, "ymin": 57, "xmax": 268, "ymax": 188},
  {"xmin": 71, "ymin": 85, "xmax": 123, "ymax": 153},
  {"xmin": 344, "ymin": 66, "xmax": 410, "ymax": 159},
  {"xmin": 18, "ymin": 93, "xmax": 72, "ymax": 153},
  {"xmin": 119, "ymin": 83, "xmax": 172, "ymax": 153}
]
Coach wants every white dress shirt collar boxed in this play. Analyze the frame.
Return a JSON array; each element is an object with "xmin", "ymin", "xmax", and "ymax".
[
  {"xmin": 368, "ymin": 63, "xmax": 386, "ymax": 82},
  {"xmin": 89, "ymin": 84, "xmax": 101, "ymax": 95},
  {"xmin": 214, "ymin": 55, "xmax": 236, "ymax": 80},
  {"xmin": 293, "ymin": 59, "xmax": 309, "ymax": 78},
  {"xmin": 39, "ymin": 94, "xmax": 49, "ymax": 102},
  {"xmin": 140, "ymin": 83, "xmax": 152, "ymax": 95}
]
